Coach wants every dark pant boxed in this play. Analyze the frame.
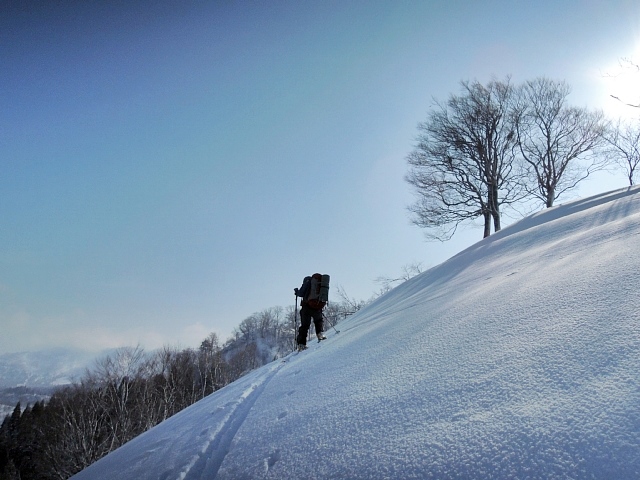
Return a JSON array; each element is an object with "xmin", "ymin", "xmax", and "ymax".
[{"xmin": 297, "ymin": 304, "xmax": 323, "ymax": 345}]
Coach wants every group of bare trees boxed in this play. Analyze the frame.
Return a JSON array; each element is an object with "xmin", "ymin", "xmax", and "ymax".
[
  {"xmin": 0, "ymin": 343, "xmax": 226, "ymax": 480},
  {"xmin": 0, "ymin": 298, "xmax": 362, "ymax": 480},
  {"xmin": 406, "ymin": 76, "xmax": 640, "ymax": 240}
]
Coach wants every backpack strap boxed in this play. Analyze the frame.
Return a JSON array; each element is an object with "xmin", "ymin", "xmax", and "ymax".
[{"xmin": 296, "ymin": 276, "xmax": 311, "ymax": 299}]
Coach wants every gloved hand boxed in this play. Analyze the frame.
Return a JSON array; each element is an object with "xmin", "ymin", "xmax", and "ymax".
[{"xmin": 294, "ymin": 288, "xmax": 299, "ymax": 295}]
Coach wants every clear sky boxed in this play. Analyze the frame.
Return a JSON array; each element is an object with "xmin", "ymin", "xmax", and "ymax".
[{"xmin": 1, "ymin": 0, "xmax": 639, "ymax": 354}]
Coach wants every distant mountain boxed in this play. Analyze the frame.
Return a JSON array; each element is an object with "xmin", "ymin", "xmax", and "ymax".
[
  {"xmin": 0, "ymin": 347, "xmax": 104, "ymax": 389},
  {"xmin": 0, "ymin": 386, "xmax": 53, "ymax": 416},
  {"xmin": 0, "ymin": 347, "xmax": 109, "ymax": 417},
  {"xmin": 0, "ymin": 403, "xmax": 15, "ymax": 421}
]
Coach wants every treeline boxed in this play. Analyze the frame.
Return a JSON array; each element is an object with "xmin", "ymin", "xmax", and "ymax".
[{"xmin": 0, "ymin": 299, "xmax": 361, "ymax": 479}]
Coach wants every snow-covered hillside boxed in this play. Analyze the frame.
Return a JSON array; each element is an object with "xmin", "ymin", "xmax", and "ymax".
[{"xmin": 72, "ymin": 186, "xmax": 640, "ymax": 479}]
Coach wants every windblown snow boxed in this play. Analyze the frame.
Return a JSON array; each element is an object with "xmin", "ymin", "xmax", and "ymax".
[{"xmin": 72, "ymin": 186, "xmax": 640, "ymax": 479}]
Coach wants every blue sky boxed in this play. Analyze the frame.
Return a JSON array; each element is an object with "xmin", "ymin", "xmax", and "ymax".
[{"xmin": 1, "ymin": 1, "xmax": 639, "ymax": 354}]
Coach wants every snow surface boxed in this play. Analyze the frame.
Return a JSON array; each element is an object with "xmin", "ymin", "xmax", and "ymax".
[{"xmin": 72, "ymin": 186, "xmax": 640, "ymax": 479}]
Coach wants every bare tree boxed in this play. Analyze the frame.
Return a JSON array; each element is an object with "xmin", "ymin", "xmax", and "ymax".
[
  {"xmin": 604, "ymin": 117, "xmax": 640, "ymax": 185},
  {"xmin": 44, "ymin": 385, "xmax": 113, "ymax": 479},
  {"xmin": 374, "ymin": 262, "xmax": 424, "ymax": 295},
  {"xmin": 334, "ymin": 285, "xmax": 367, "ymax": 316},
  {"xmin": 197, "ymin": 333, "xmax": 223, "ymax": 399},
  {"xmin": 406, "ymin": 78, "xmax": 523, "ymax": 240},
  {"xmin": 89, "ymin": 346, "xmax": 152, "ymax": 450},
  {"xmin": 515, "ymin": 78, "xmax": 608, "ymax": 207},
  {"xmin": 152, "ymin": 346, "xmax": 182, "ymax": 421}
]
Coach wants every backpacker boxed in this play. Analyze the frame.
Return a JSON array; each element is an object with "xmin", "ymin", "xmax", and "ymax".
[{"xmin": 306, "ymin": 273, "xmax": 330, "ymax": 309}]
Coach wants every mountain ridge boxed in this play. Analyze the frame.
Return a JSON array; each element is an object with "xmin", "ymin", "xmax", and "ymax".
[{"xmin": 0, "ymin": 347, "xmax": 108, "ymax": 389}]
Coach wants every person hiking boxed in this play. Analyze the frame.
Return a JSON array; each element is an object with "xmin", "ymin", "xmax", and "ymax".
[{"xmin": 294, "ymin": 273, "xmax": 329, "ymax": 350}]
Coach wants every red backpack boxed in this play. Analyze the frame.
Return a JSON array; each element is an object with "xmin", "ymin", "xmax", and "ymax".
[{"xmin": 306, "ymin": 273, "xmax": 330, "ymax": 309}]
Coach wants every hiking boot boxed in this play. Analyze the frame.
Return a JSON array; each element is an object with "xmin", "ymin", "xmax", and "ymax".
[
  {"xmin": 297, "ymin": 344, "xmax": 307, "ymax": 351},
  {"xmin": 317, "ymin": 333, "xmax": 327, "ymax": 341}
]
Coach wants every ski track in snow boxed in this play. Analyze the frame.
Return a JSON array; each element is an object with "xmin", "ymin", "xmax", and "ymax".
[{"xmin": 178, "ymin": 361, "xmax": 286, "ymax": 480}]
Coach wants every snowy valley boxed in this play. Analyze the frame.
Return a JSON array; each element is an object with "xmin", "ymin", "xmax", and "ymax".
[{"xmin": 0, "ymin": 348, "xmax": 105, "ymax": 419}]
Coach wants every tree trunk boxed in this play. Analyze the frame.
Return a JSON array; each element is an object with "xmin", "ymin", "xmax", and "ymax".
[
  {"xmin": 546, "ymin": 185, "xmax": 555, "ymax": 208},
  {"xmin": 483, "ymin": 211, "xmax": 491, "ymax": 238},
  {"xmin": 490, "ymin": 184, "xmax": 501, "ymax": 232}
]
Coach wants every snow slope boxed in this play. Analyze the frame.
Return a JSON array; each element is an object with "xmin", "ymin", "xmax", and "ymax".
[{"xmin": 72, "ymin": 186, "xmax": 640, "ymax": 479}]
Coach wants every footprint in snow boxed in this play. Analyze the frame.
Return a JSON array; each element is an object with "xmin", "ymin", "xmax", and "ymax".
[{"xmin": 265, "ymin": 449, "xmax": 281, "ymax": 473}]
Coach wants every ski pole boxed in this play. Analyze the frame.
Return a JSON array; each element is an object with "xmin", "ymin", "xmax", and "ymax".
[
  {"xmin": 293, "ymin": 295, "xmax": 299, "ymax": 351},
  {"xmin": 323, "ymin": 313, "xmax": 340, "ymax": 334}
]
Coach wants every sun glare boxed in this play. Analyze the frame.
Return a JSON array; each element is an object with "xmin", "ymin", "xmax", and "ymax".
[{"xmin": 600, "ymin": 44, "xmax": 640, "ymax": 119}]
